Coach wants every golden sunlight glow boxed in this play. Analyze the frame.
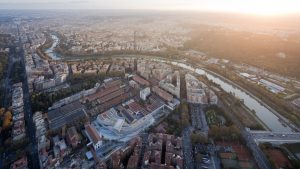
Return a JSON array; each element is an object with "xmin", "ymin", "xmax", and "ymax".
[
  {"xmin": 225, "ymin": 0, "xmax": 299, "ymax": 16},
  {"xmin": 162, "ymin": 0, "xmax": 300, "ymax": 16}
]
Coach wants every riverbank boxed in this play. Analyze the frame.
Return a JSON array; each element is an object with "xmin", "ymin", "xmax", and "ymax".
[
  {"xmin": 36, "ymin": 32, "xmax": 53, "ymax": 60},
  {"xmin": 44, "ymin": 34, "xmax": 60, "ymax": 60},
  {"xmin": 201, "ymin": 67, "xmax": 299, "ymax": 132}
]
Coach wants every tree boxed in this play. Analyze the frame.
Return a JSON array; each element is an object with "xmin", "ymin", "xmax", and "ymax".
[
  {"xmin": 195, "ymin": 154, "xmax": 203, "ymax": 162},
  {"xmin": 0, "ymin": 107, "xmax": 5, "ymax": 116},
  {"xmin": 2, "ymin": 111, "xmax": 12, "ymax": 129},
  {"xmin": 208, "ymin": 125, "xmax": 241, "ymax": 141},
  {"xmin": 191, "ymin": 133, "xmax": 208, "ymax": 144},
  {"xmin": 180, "ymin": 102, "xmax": 190, "ymax": 127},
  {"xmin": 181, "ymin": 113, "xmax": 190, "ymax": 127}
]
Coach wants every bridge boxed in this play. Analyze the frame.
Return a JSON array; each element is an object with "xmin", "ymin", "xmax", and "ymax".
[{"xmin": 249, "ymin": 130, "xmax": 300, "ymax": 144}]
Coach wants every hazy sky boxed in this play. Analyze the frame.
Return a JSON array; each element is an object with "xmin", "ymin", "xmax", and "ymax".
[{"xmin": 1, "ymin": 0, "xmax": 300, "ymax": 15}]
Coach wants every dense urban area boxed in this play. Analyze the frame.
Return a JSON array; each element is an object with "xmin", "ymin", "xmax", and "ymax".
[{"xmin": 0, "ymin": 11, "xmax": 300, "ymax": 169}]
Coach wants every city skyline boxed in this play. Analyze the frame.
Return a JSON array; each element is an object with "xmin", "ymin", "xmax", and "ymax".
[{"xmin": 1, "ymin": 0, "xmax": 300, "ymax": 16}]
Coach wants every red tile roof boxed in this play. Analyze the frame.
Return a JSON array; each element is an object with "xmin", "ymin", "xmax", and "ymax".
[
  {"xmin": 133, "ymin": 75, "xmax": 150, "ymax": 86},
  {"xmin": 85, "ymin": 124, "xmax": 101, "ymax": 144},
  {"xmin": 152, "ymin": 86, "xmax": 173, "ymax": 102}
]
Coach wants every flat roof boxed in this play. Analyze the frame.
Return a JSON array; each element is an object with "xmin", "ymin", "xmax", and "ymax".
[{"xmin": 114, "ymin": 118, "xmax": 125, "ymax": 132}]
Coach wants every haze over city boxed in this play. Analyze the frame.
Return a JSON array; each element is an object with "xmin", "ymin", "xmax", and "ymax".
[
  {"xmin": 1, "ymin": 0, "xmax": 300, "ymax": 15},
  {"xmin": 1, "ymin": 1, "xmax": 300, "ymax": 169}
]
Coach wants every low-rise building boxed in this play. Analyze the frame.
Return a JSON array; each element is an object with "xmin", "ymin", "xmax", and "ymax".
[
  {"xmin": 152, "ymin": 86, "xmax": 173, "ymax": 102},
  {"xmin": 66, "ymin": 126, "xmax": 81, "ymax": 148},
  {"xmin": 132, "ymin": 75, "xmax": 150, "ymax": 86},
  {"xmin": 47, "ymin": 101, "xmax": 88, "ymax": 132},
  {"xmin": 140, "ymin": 87, "xmax": 151, "ymax": 101},
  {"xmin": 85, "ymin": 124, "xmax": 103, "ymax": 150},
  {"xmin": 10, "ymin": 156, "xmax": 28, "ymax": 169},
  {"xmin": 53, "ymin": 136, "xmax": 70, "ymax": 159}
]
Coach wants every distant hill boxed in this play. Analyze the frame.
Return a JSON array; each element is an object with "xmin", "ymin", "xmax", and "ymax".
[{"xmin": 185, "ymin": 24, "xmax": 300, "ymax": 79}]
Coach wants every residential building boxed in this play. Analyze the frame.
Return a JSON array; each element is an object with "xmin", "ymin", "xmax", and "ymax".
[{"xmin": 85, "ymin": 124, "xmax": 103, "ymax": 150}]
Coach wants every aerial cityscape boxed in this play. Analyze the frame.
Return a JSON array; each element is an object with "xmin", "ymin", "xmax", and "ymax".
[{"xmin": 1, "ymin": 1, "xmax": 300, "ymax": 169}]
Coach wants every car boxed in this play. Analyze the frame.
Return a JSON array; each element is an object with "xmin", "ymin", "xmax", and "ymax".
[{"xmin": 202, "ymin": 159, "xmax": 210, "ymax": 164}]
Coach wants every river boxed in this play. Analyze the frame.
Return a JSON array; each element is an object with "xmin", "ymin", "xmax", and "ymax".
[
  {"xmin": 170, "ymin": 62, "xmax": 292, "ymax": 132},
  {"xmin": 44, "ymin": 34, "xmax": 61, "ymax": 60},
  {"xmin": 44, "ymin": 35, "xmax": 293, "ymax": 132}
]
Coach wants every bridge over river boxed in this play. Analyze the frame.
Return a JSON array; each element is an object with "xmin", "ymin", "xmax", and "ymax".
[{"xmin": 249, "ymin": 130, "xmax": 300, "ymax": 144}]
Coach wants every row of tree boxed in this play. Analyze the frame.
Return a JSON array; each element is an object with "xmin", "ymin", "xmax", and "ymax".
[
  {"xmin": 31, "ymin": 78, "xmax": 98, "ymax": 112},
  {"xmin": 164, "ymin": 102, "xmax": 191, "ymax": 136},
  {"xmin": 180, "ymin": 102, "xmax": 190, "ymax": 127},
  {"xmin": 0, "ymin": 52, "xmax": 8, "ymax": 80},
  {"xmin": 190, "ymin": 132, "xmax": 208, "ymax": 144},
  {"xmin": 208, "ymin": 125, "xmax": 241, "ymax": 141},
  {"xmin": 0, "ymin": 52, "xmax": 8, "ymax": 101}
]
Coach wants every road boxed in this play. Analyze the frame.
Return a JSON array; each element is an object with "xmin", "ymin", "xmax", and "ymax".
[
  {"xmin": 218, "ymin": 101, "xmax": 272, "ymax": 169},
  {"xmin": 182, "ymin": 127, "xmax": 195, "ymax": 169},
  {"xmin": 190, "ymin": 104, "xmax": 202, "ymax": 130},
  {"xmin": 210, "ymin": 154, "xmax": 221, "ymax": 169},
  {"xmin": 0, "ymin": 46, "xmax": 15, "ymax": 169},
  {"xmin": 189, "ymin": 104, "xmax": 209, "ymax": 134},
  {"xmin": 139, "ymin": 133, "xmax": 148, "ymax": 169},
  {"xmin": 1, "ymin": 47, "xmax": 15, "ymax": 107},
  {"xmin": 17, "ymin": 25, "xmax": 40, "ymax": 169},
  {"xmin": 189, "ymin": 103, "xmax": 222, "ymax": 169}
]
